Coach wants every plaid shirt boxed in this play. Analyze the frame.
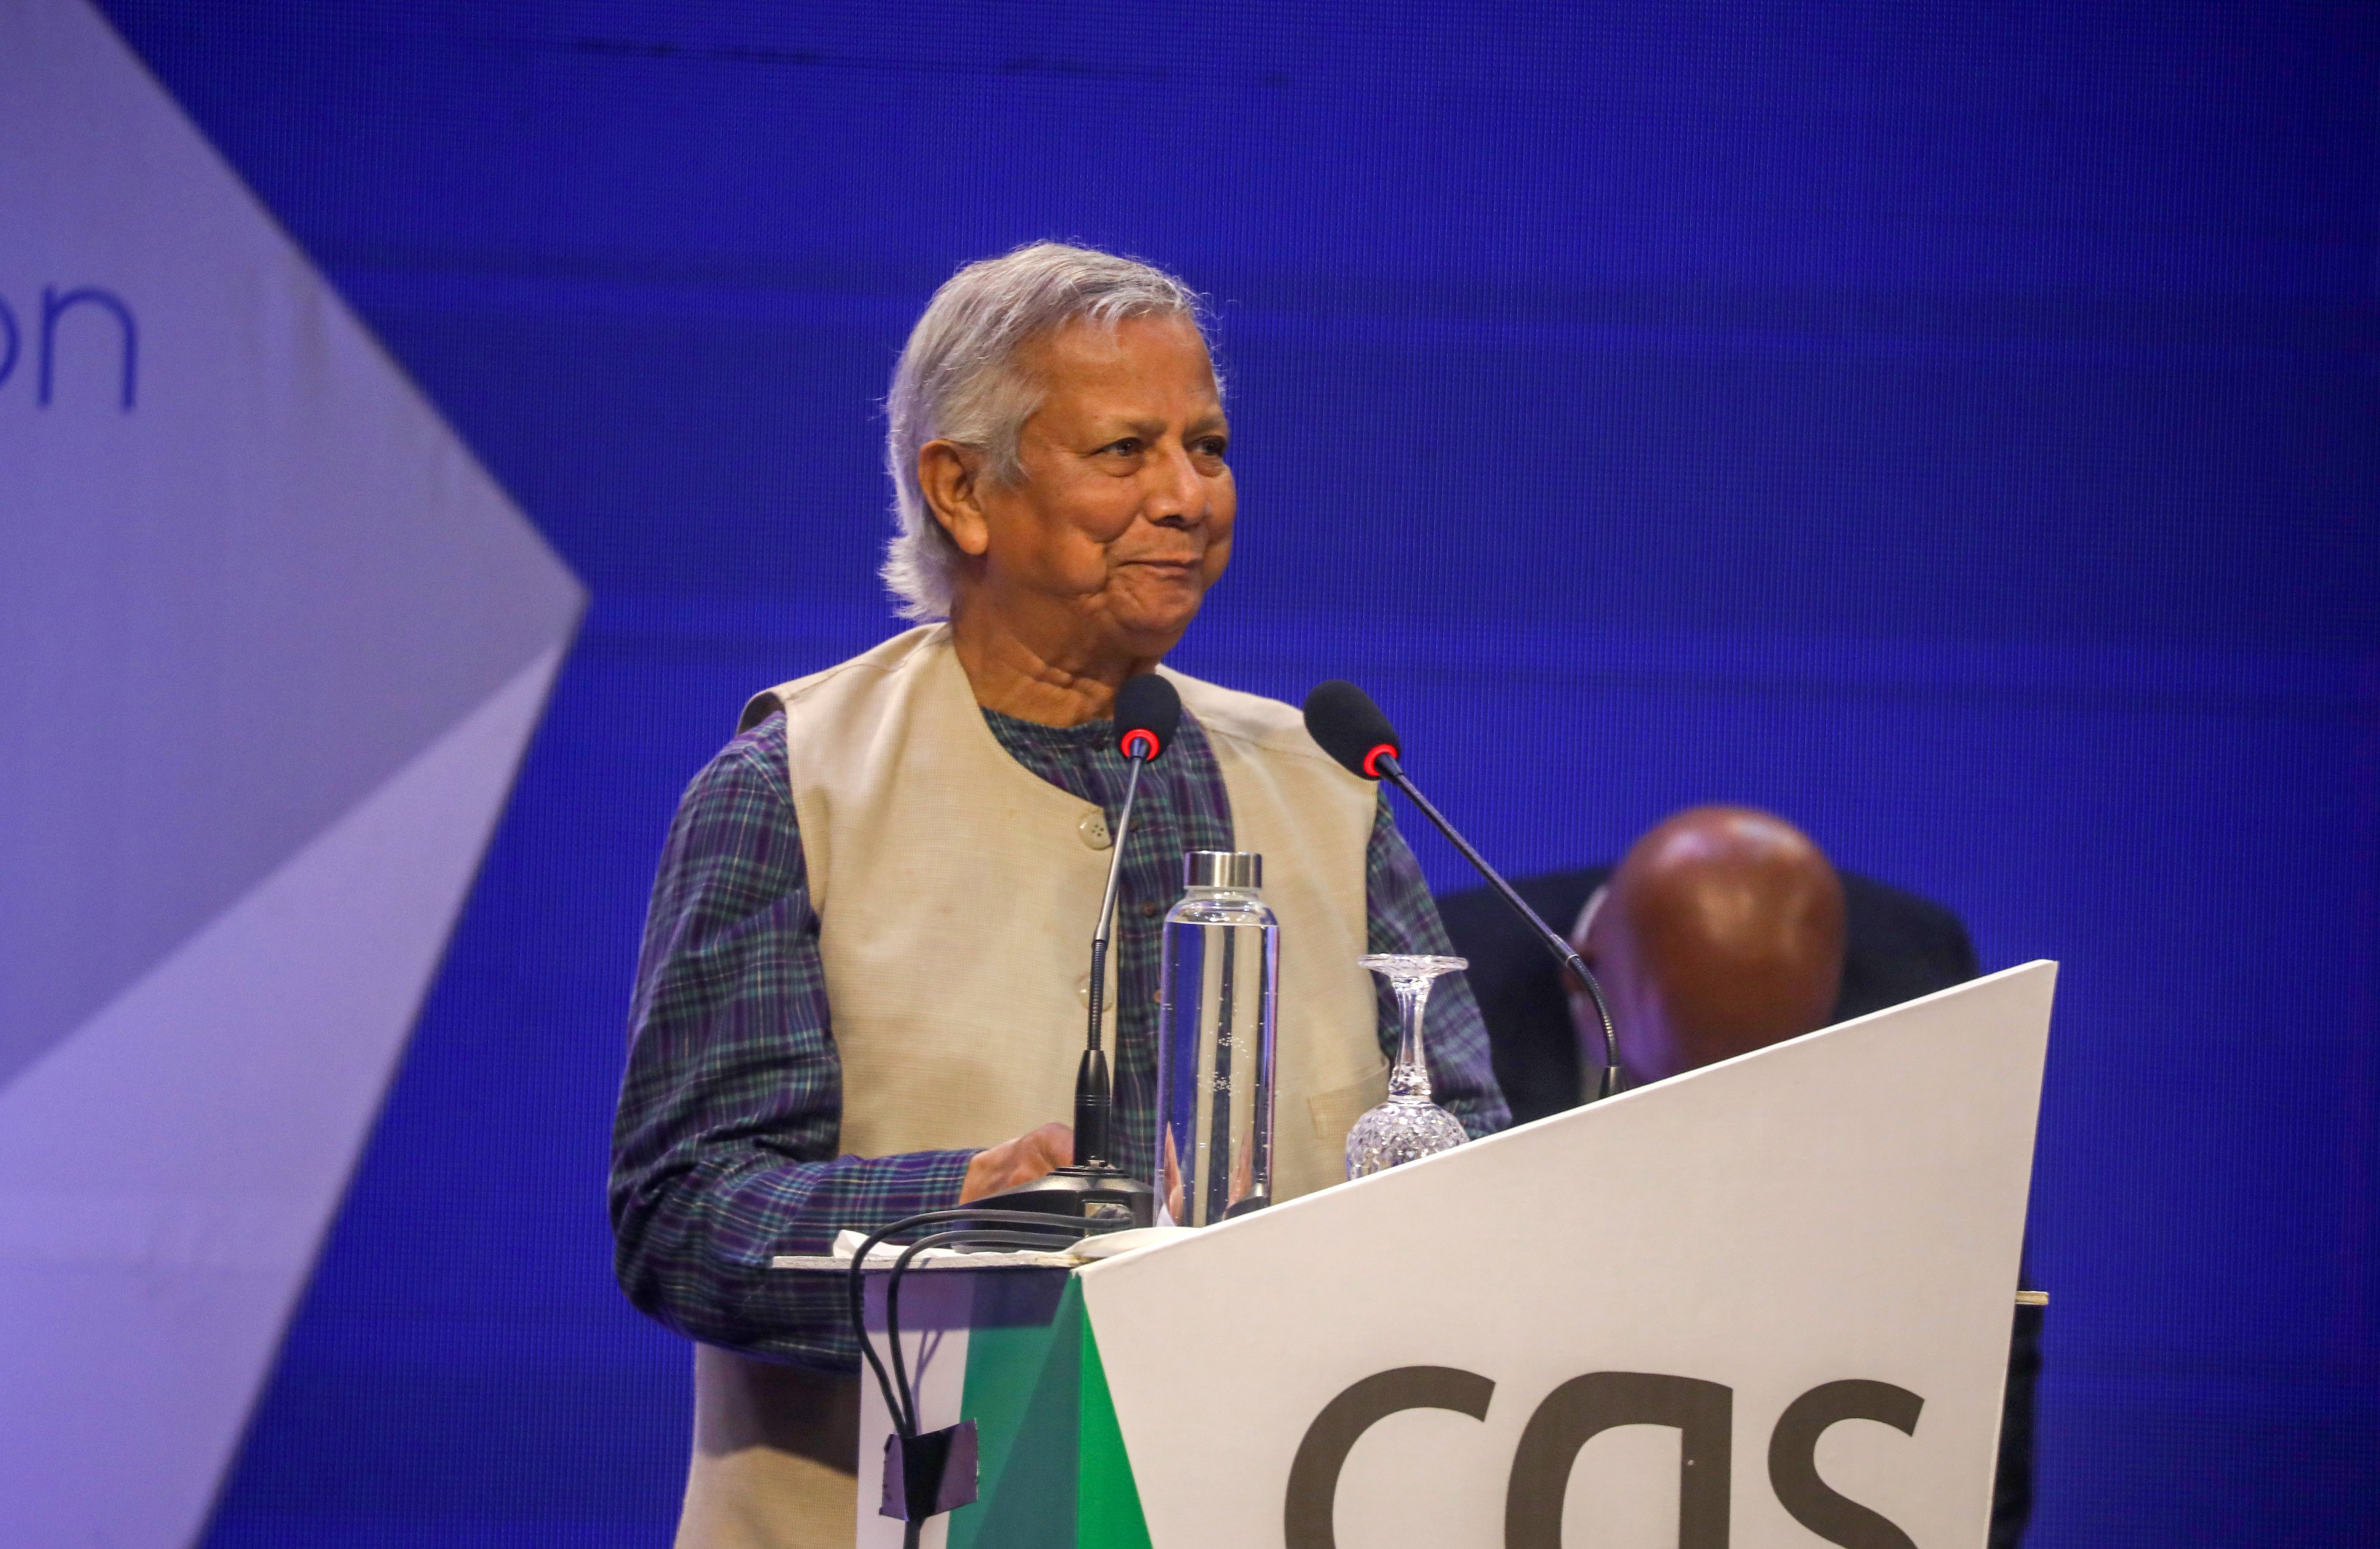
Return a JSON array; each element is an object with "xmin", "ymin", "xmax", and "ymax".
[{"xmin": 610, "ymin": 704, "xmax": 1508, "ymax": 1370}]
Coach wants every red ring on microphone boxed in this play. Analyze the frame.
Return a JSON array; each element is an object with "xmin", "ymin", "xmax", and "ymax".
[
  {"xmin": 1361, "ymin": 743, "xmax": 1398, "ymax": 779},
  {"xmin": 1120, "ymin": 729, "xmax": 1160, "ymax": 761}
]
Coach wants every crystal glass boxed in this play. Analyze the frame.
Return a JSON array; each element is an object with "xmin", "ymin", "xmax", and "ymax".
[{"xmin": 1345, "ymin": 954, "xmax": 1470, "ymax": 1179}]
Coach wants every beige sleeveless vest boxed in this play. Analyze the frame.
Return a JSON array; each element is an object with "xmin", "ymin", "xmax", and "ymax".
[{"xmin": 677, "ymin": 625, "xmax": 1387, "ymax": 1549}]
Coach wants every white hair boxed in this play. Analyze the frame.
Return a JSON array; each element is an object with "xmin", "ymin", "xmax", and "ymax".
[{"xmin": 881, "ymin": 241, "xmax": 1216, "ymax": 621}]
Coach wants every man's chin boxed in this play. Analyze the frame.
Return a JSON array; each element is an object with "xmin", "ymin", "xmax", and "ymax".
[{"xmin": 1098, "ymin": 587, "xmax": 1206, "ymax": 655}]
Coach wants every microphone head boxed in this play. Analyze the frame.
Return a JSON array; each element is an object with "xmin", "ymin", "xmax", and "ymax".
[
  {"xmin": 1302, "ymin": 680, "xmax": 1401, "ymax": 780},
  {"xmin": 1115, "ymin": 673, "xmax": 1182, "ymax": 762}
]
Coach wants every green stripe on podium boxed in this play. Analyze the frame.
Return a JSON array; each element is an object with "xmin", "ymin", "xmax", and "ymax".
[{"xmin": 954, "ymin": 1278, "xmax": 1150, "ymax": 1548}]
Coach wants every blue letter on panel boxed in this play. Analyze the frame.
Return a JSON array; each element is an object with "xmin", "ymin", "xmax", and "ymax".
[{"xmin": 40, "ymin": 286, "xmax": 138, "ymax": 410}]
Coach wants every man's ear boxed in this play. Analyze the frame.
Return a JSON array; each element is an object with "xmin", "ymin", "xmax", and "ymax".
[
  {"xmin": 918, "ymin": 440, "xmax": 992, "ymax": 558},
  {"xmin": 1570, "ymin": 884, "xmax": 1610, "ymax": 960}
]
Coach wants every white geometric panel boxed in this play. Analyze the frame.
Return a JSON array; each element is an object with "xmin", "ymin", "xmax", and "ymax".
[
  {"xmin": 0, "ymin": 650, "xmax": 562, "ymax": 1548},
  {"xmin": 1080, "ymin": 964, "xmax": 2054, "ymax": 1546},
  {"xmin": 0, "ymin": 1, "xmax": 584, "ymax": 1543},
  {"xmin": 0, "ymin": 0, "xmax": 583, "ymax": 1091}
]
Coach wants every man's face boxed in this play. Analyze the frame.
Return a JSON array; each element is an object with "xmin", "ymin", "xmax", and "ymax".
[{"xmin": 964, "ymin": 314, "xmax": 1234, "ymax": 657}]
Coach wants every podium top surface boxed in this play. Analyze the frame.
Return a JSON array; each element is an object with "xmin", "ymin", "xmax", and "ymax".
[
  {"xmin": 768, "ymin": 1250, "xmax": 1080, "ymax": 1275},
  {"xmin": 770, "ymin": 1222, "xmax": 1202, "ymax": 1275}
]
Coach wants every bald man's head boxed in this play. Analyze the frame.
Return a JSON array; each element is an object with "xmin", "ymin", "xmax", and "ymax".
[{"xmin": 1569, "ymin": 806, "xmax": 1846, "ymax": 1085}]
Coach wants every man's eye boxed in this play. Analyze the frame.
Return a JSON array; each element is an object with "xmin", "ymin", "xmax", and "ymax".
[
  {"xmin": 1196, "ymin": 437, "xmax": 1229, "ymax": 458},
  {"xmin": 1098, "ymin": 438, "xmax": 1143, "ymax": 456}
]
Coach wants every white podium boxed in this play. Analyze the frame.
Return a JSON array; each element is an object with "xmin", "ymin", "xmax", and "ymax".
[{"xmin": 811, "ymin": 960, "xmax": 2053, "ymax": 1547}]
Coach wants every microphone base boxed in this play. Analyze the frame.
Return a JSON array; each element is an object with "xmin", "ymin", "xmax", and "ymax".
[{"xmin": 980, "ymin": 1166, "xmax": 1155, "ymax": 1231}]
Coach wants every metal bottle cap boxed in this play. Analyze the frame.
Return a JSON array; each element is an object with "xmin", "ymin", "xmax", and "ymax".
[{"xmin": 1182, "ymin": 851, "xmax": 1262, "ymax": 889}]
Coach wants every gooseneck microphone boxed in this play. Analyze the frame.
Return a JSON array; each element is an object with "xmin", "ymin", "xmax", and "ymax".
[
  {"xmin": 985, "ymin": 673, "xmax": 1179, "ymax": 1226},
  {"xmin": 1075, "ymin": 672, "xmax": 1181, "ymax": 1165},
  {"xmin": 1302, "ymin": 681, "xmax": 1626, "ymax": 1099}
]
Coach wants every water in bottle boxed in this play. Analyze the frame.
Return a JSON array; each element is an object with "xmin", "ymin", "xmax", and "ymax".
[{"xmin": 1154, "ymin": 851, "xmax": 1279, "ymax": 1225}]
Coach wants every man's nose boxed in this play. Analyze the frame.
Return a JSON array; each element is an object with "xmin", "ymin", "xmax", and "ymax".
[{"xmin": 1144, "ymin": 442, "xmax": 1207, "ymax": 528}]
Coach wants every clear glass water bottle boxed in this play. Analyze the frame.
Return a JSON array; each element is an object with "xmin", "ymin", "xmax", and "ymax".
[{"xmin": 1154, "ymin": 851, "xmax": 1279, "ymax": 1225}]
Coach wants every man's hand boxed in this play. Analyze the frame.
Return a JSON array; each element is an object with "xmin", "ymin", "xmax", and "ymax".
[{"xmin": 959, "ymin": 1122, "xmax": 1073, "ymax": 1203}]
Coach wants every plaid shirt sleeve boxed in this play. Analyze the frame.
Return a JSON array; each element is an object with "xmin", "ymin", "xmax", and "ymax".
[
  {"xmin": 1365, "ymin": 792, "xmax": 1513, "ymax": 1138},
  {"xmin": 608, "ymin": 713, "xmax": 975, "ymax": 1372}
]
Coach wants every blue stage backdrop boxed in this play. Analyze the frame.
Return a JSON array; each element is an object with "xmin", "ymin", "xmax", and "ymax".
[{"xmin": 86, "ymin": 2, "xmax": 2376, "ymax": 1544}]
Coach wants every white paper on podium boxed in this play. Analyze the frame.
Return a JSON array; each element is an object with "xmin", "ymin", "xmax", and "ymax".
[{"xmin": 1080, "ymin": 961, "xmax": 2054, "ymax": 1547}]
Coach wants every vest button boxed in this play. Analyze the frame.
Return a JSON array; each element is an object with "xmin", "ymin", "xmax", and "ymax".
[
  {"xmin": 1078, "ymin": 810, "xmax": 1112, "ymax": 849},
  {"xmin": 1076, "ymin": 975, "xmax": 1093, "ymax": 1007}
]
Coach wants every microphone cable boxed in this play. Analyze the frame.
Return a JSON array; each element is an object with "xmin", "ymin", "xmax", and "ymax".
[{"xmin": 840, "ymin": 1207, "xmax": 1102, "ymax": 1540}]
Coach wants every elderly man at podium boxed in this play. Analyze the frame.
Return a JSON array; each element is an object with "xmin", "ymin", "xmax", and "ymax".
[{"xmin": 609, "ymin": 241, "xmax": 1509, "ymax": 1548}]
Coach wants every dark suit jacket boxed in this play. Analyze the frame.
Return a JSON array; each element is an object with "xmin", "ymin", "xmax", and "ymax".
[{"xmin": 1438, "ymin": 866, "xmax": 2034, "ymax": 1547}]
